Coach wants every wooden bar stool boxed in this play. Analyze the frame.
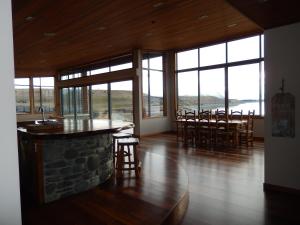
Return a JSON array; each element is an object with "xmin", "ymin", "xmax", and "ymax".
[
  {"xmin": 112, "ymin": 133, "xmax": 132, "ymax": 166},
  {"xmin": 115, "ymin": 137, "xmax": 140, "ymax": 178}
]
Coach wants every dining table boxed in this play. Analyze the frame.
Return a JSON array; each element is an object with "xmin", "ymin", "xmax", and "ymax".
[{"xmin": 175, "ymin": 118, "xmax": 248, "ymax": 147}]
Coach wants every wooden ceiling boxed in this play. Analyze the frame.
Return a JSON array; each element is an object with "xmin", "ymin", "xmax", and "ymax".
[
  {"xmin": 13, "ymin": 0, "xmax": 263, "ymax": 76},
  {"xmin": 227, "ymin": 0, "xmax": 300, "ymax": 30}
]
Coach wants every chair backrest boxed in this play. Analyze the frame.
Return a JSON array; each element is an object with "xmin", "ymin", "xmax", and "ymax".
[
  {"xmin": 215, "ymin": 109, "xmax": 229, "ymax": 130},
  {"xmin": 176, "ymin": 110, "xmax": 183, "ymax": 120},
  {"xmin": 198, "ymin": 109, "xmax": 211, "ymax": 125},
  {"xmin": 246, "ymin": 110, "xmax": 255, "ymax": 131},
  {"xmin": 230, "ymin": 109, "xmax": 243, "ymax": 121},
  {"xmin": 184, "ymin": 110, "xmax": 196, "ymax": 122}
]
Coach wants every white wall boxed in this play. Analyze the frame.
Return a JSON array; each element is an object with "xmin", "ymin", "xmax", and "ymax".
[
  {"xmin": 0, "ymin": 0, "xmax": 22, "ymax": 224},
  {"xmin": 254, "ymin": 118, "xmax": 264, "ymax": 138},
  {"xmin": 265, "ymin": 22, "xmax": 300, "ymax": 190},
  {"xmin": 140, "ymin": 53, "xmax": 174, "ymax": 136}
]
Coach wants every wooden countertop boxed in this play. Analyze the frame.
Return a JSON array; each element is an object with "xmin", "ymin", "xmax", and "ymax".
[{"xmin": 17, "ymin": 119, "xmax": 134, "ymax": 139}]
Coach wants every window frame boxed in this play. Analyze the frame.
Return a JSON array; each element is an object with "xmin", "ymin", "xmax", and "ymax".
[
  {"xmin": 142, "ymin": 53, "xmax": 167, "ymax": 119},
  {"xmin": 15, "ymin": 76, "xmax": 55, "ymax": 114},
  {"xmin": 15, "ymin": 78, "xmax": 31, "ymax": 114},
  {"xmin": 33, "ymin": 77, "xmax": 55, "ymax": 113},
  {"xmin": 175, "ymin": 34, "xmax": 264, "ymax": 117}
]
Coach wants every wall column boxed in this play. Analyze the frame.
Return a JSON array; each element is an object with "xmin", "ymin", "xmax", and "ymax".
[
  {"xmin": 0, "ymin": 0, "xmax": 22, "ymax": 224},
  {"xmin": 132, "ymin": 49, "xmax": 143, "ymax": 136}
]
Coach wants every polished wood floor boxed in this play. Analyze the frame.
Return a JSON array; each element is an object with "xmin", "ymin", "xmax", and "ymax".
[
  {"xmin": 21, "ymin": 148, "xmax": 188, "ymax": 225},
  {"xmin": 22, "ymin": 133, "xmax": 300, "ymax": 225},
  {"xmin": 140, "ymin": 133, "xmax": 300, "ymax": 225}
]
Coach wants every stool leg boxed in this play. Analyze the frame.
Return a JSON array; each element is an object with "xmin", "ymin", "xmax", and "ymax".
[
  {"xmin": 116, "ymin": 144, "xmax": 124, "ymax": 178},
  {"xmin": 127, "ymin": 144, "xmax": 132, "ymax": 170},
  {"xmin": 133, "ymin": 145, "xmax": 140, "ymax": 178}
]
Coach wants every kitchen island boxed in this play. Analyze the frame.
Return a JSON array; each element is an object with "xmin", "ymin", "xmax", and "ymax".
[{"xmin": 18, "ymin": 119, "xmax": 133, "ymax": 204}]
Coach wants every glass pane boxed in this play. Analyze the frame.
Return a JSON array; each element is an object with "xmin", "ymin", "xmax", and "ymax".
[
  {"xmin": 33, "ymin": 77, "xmax": 55, "ymax": 112},
  {"xmin": 200, "ymin": 68, "xmax": 225, "ymax": 112},
  {"xmin": 41, "ymin": 77, "xmax": 54, "ymax": 86},
  {"xmin": 90, "ymin": 67, "xmax": 109, "ymax": 75},
  {"xmin": 150, "ymin": 70, "xmax": 163, "ymax": 117},
  {"xmin": 61, "ymin": 75, "xmax": 68, "ymax": 80},
  {"xmin": 228, "ymin": 36, "xmax": 260, "ymax": 62},
  {"xmin": 142, "ymin": 59, "xmax": 148, "ymax": 68},
  {"xmin": 110, "ymin": 62, "xmax": 132, "ymax": 72},
  {"xmin": 228, "ymin": 64, "xmax": 259, "ymax": 115},
  {"xmin": 74, "ymin": 73, "xmax": 81, "ymax": 78},
  {"xmin": 142, "ymin": 70, "xmax": 149, "ymax": 117},
  {"xmin": 33, "ymin": 77, "xmax": 41, "ymax": 86},
  {"xmin": 200, "ymin": 43, "xmax": 226, "ymax": 67},
  {"xmin": 261, "ymin": 34, "xmax": 264, "ymax": 58},
  {"xmin": 61, "ymin": 87, "xmax": 74, "ymax": 117},
  {"xmin": 34, "ymin": 87, "xmax": 41, "ymax": 112},
  {"xmin": 15, "ymin": 85, "xmax": 30, "ymax": 113},
  {"xmin": 149, "ymin": 56, "xmax": 163, "ymax": 70},
  {"xmin": 177, "ymin": 49, "xmax": 198, "ymax": 70},
  {"xmin": 111, "ymin": 80, "xmax": 133, "ymax": 121},
  {"xmin": 14, "ymin": 78, "xmax": 29, "ymax": 86},
  {"xmin": 75, "ymin": 86, "xmax": 90, "ymax": 119},
  {"xmin": 92, "ymin": 84, "xmax": 109, "ymax": 119},
  {"xmin": 177, "ymin": 71, "xmax": 198, "ymax": 111},
  {"xmin": 41, "ymin": 87, "xmax": 54, "ymax": 112}
]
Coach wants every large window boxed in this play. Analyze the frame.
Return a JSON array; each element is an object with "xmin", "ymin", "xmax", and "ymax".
[
  {"xmin": 15, "ymin": 78, "xmax": 30, "ymax": 113},
  {"xmin": 61, "ymin": 80, "xmax": 133, "ymax": 122},
  {"xmin": 111, "ymin": 81, "xmax": 133, "ymax": 121},
  {"xmin": 142, "ymin": 54, "xmax": 165, "ymax": 117},
  {"xmin": 61, "ymin": 55, "xmax": 133, "ymax": 79},
  {"xmin": 176, "ymin": 34, "xmax": 264, "ymax": 115},
  {"xmin": 15, "ymin": 77, "xmax": 55, "ymax": 114},
  {"xmin": 91, "ymin": 84, "xmax": 109, "ymax": 119},
  {"xmin": 33, "ymin": 77, "xmax": 55, "ymax": 112}
]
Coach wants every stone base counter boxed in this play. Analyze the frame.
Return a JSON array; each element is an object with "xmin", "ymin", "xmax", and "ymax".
[{"xmin": 18, "ymin": 119, "xmax": 133, "ymax": 204}]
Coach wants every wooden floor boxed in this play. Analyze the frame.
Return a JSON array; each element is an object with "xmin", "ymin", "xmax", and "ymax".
[
  {"xmin": 140, "ymin": 133, "xmax": 300, "ymax": 225},
  {"xmin": 22, "ymin": 148, "xmax": 189, "ymax": 225},
  {"xmin": 22, "ymin": 133, "xmax": 300, "ymax": 225}
]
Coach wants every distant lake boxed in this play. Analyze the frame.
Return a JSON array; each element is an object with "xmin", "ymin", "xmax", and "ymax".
[{"xmin": 179, "ymin": 100, "xmax": 264, "ymax": 115}]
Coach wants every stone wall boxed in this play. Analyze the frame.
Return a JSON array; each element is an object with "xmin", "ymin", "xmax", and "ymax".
[{"xmin": 42, "ymin": 133, "xmax": 113, "ymax": 202}]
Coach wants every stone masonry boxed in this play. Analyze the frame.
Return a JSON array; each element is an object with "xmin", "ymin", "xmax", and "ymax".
[{"xmin": 42, "ymin": 133, "xmax": 113, "ymax": 203}]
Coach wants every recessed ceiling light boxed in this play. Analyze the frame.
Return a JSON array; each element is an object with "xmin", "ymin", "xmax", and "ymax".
[
  {"xmin": 43, "ymin": 32, "xmax": 56, "ymax": 37},
  {"xmin": 227, "ymin": 23, "xmax": 237, "ymax": 28},
  {"xmin": 198, "ymin": 15, "xmax": 208, "ymax": 20},
  {"xmin": 97, "ymin": 26, "xmax": 107, "ymax": 31},
  {"xmin": 25, "ymin": 16, "xmax": 34, "ymax": 22},
  {"xmin": 145, "ymin": 32, "xmax": 153, "ymax": 37},
  {"xmin": 153, "ymin": 2, "xmax": 164, "ymax": 8}
]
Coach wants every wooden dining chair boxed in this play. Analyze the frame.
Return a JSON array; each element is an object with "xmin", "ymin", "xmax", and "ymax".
[
  {"xmin": 230, "ymin": 109, "xmax": 243, "ymax": 121},
  {"xmin": 184, "ymin": 110, "xmax": 197, "ymax": 147},
  {"xmin": 175, "ymin": 110, "xmax": 184, "ymax": 142},
  {"xmin": 230, "ymin": 109, "xmax": 243, "ymax": 145},
  {"xmin": 214, "ymin": 110, "xmax": 234, "ymax": 148},
  {"xmin": 197, "ymin": 110, "xmax": 212, "ymax": 148},
  {"xmin": 239, "ymin": 110, "xmax": 255, "ymax": 147}
]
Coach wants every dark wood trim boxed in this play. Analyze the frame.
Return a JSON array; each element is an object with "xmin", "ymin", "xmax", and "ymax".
[
  {"xmin": 264, "ymin": 183, "xmax": 300, "ymax": 196},
  {"xmin": 254, "ymin": 136, "xmax": 264, "ymax": 142},
  {"xmin": 56, "ymin": 68, "xmax": 136, "ymax": 88},
  {"xmin": 54, "ymin": 74, "xmax": 61, "ymax": 115}
]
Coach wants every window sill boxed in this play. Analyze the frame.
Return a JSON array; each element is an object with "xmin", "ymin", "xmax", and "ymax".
[{"xmin": 142, "ymin": 116, "xmax": 167, "ymax": 120}]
